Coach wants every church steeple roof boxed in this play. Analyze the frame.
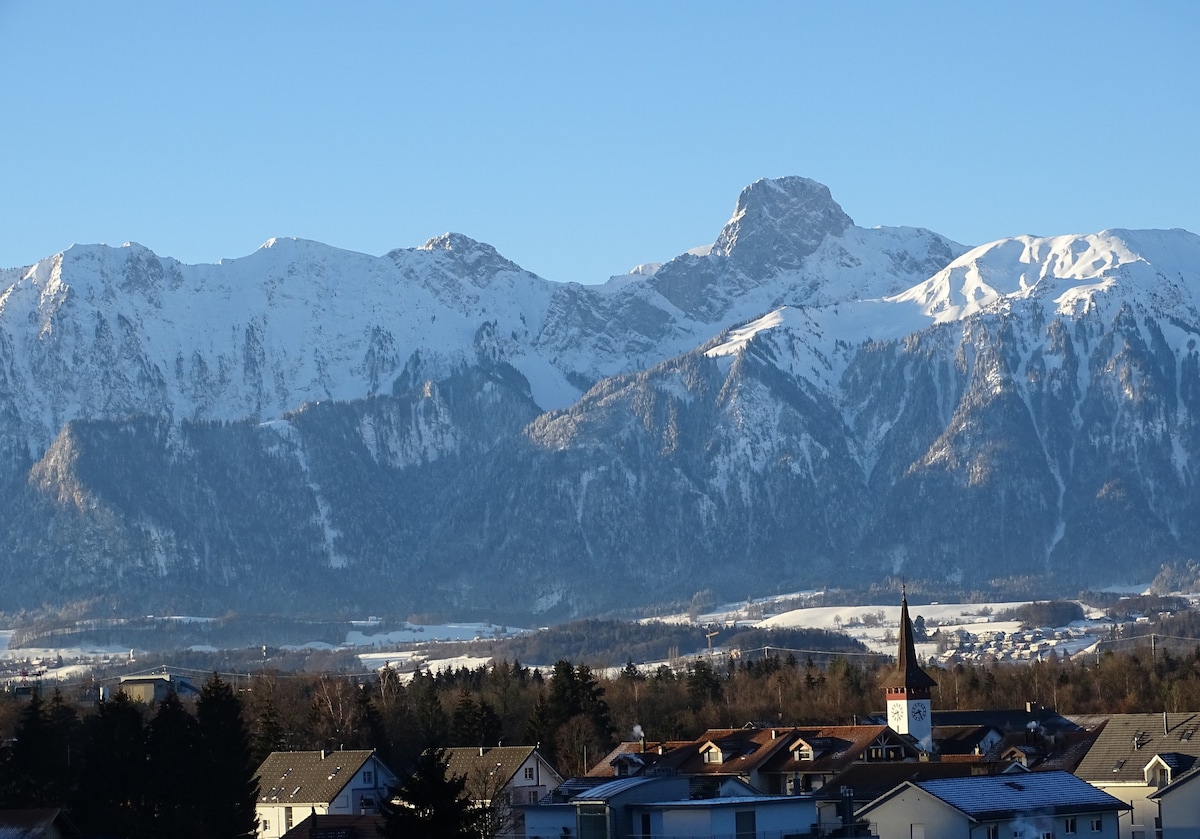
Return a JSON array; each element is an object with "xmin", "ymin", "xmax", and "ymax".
[{"xmin": 882, "ymin": 594, "xmax": 938, "ymax": 690}]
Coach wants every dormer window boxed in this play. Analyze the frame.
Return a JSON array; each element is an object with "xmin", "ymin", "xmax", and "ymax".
[
  {"xmin": 703, "ymin": 747, "xmax": 724, "ymax": 764},
  {"xmin": 794, "ymin": 747, "xmax": 814, "ymax": 761}
]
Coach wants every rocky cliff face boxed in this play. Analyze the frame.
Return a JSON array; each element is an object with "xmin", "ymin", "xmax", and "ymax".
[{"xmin": 2, "ymin": 179, "xmax": 1197, "ymax": 619}]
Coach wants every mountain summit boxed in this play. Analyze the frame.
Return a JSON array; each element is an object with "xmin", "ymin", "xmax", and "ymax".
[
  {"xmin": 1, "ymin": 178, "xmax": 1197, "ymax": 620},
  {"xmin": 712, "ymin": 176, "xmax": 855, "ymax": 271}
]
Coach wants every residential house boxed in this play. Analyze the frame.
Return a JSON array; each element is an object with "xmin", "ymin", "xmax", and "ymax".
[
  {"xmin": 631, "ymin": 794, "xmax": 817, "ymax": 839},
  {"xmin": 524, "ymin": 776, "xmax": 691, "ymax": 839},
  {"xmin": 758, "ymin": 725, "xmax": 922, "ymax": 796},
  {"xmin": 812, "ymin": 760, "xmax": 1022, "ymax": 830},
  {"xmin": 1073, "ymin": 713, "xmax": 1200, "ymax": 839},
  {"xmin": 1148, "ymin": 764, "xmax": 1200, "ymax": 839},
  {"xmin": 856, "ymin": 771, "xmax": 1129, "ymax": 839},
  {"xmin": 254, "ymin": 749, "xmax": 397, "ymax": 839},
  {"xmin": 524, "ymin": 775, "xmax": 818, "ymax": 839},
  {"xmin": 586, "ymin": 739, "xmax": 697, "ymax": 779},
  {"xmin": 444, "ymin": 745, "xmax": 563, "ymax": 837}
]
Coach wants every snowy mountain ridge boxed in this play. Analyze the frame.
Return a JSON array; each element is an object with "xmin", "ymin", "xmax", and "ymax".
[
  {"xmin": 3, "ymin": 177, "xmax": 1199, "ymax": 619},
  {"xmin": 0, "ymin": 178, "xmax": 963, "ymax": 457}
]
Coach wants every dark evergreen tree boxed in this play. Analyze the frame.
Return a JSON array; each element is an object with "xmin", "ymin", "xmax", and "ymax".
[
  {"xmin": 2, "ymin": 690, "xmax": 69, "ymax": 807},
  {"xmin": 146, "ymin": 691, "xmax": 202, "ymax": 839},
  {"xmin": 251, "ymin": 692, "xmax": 288, "ymax": 766},
  {"xmin": 196, "ymin": 674, "xmax": 259, "ymax": 839},
  {"xmin": 378, "ymin": 747, "xmax": 480, "ymax": 839},
  {"xmin": 76, "ymin": 691, "xmax": 148, "ymax": 838}
]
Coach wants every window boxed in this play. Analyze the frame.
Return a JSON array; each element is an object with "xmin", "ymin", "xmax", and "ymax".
[
  {"xmin": 1090, "ymin": 817, "xmax": 1102, "ymax": 832},
  {"xmin": 529, "ymin": 790, "xmax": 539, "ymax": 803},
  {"xmin": 911, "ymin": 824, "xmax": 925, "ymax": 839},
  {"xmin": 1065, "ymin": 817, "xmax": 1077, "ymax": 834},
  {"xmin": 284, "ymin": 807, "xmax": 293, "ymax": 832},
  {"xmin": 735, "ymin": 811, "xmax": 756, "ymax": 839},
  {"xmin": 262, "ymin": 820, "xmax": 270, "ymax": 832},
  {"xmin": 578, "ymin": 804, "xmax": 608, "ymax": 839},
  {"xmin": 986, "ymin": 826, "xmax": 999, "ymax": 839},
  {"xmin": 363, "ymin": 770, "xmax": 373, "ymax": 784},
  {"xmin": 525, "ymin": 767, "xmax": 535, "ymax": 780}
]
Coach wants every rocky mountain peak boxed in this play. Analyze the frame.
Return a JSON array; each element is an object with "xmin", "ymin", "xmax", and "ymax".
[
  {"xmin": 400, "ymin": 232, "xmax": 524, "ymax": 286},
  {"xmin": 710, "ymin": 176, "xmax": 854, "ymax": 274}
]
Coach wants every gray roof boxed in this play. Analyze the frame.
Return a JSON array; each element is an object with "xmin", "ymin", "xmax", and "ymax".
[
  {"xmin": 1074, "ymin": 713, "xmax": 1200, "ymax": 783},
  {"xmin": 255, "ymin": 750, "xmax": 380, "ymax": 806},
  {"xmin": 575, "ymin": 776, "xmax": 665, "ymax": 802},
  {"xmin": 860, "ymin": 771, "xmax": 1129, "ymax": 822},
  {"xmin": 444, "ymin": 746, "xmax": 546, "ymax": 788}
]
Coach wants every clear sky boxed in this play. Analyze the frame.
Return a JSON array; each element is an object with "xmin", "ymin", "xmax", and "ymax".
[{"xmin": 1, "ymin": 2, "xmax": 1196, "ymax": 285}]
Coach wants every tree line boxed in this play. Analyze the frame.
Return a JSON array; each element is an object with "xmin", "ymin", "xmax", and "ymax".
[{"xmin": 0, "ymin": 674, "xmax": 257, "ymax": 839}]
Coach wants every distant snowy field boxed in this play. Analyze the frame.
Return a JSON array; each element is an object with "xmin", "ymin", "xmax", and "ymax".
[{"xmin": 0, "ymin": 583, "xmax": 1162, "ymax": 683}]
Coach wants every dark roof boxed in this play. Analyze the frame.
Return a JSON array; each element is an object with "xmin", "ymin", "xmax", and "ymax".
[
  {"xmin": 280, "ymin": 813, "xmax": 383, "ymax": 839},
  {"xmin": 860, "ymin": 771, "xmax": 1129, "ymax": 822},
  {"xmin": 444, "ymin": 746, "xmax": 556, "ymax": 789},
  {"xmin": 574, "ymin": 776, "xmax": 666, "ymax": 802},
  {"xmin": 1074, "ymin": 713, "xmax": 1200, "ymax": 783},
  {"xmin": 880, "ymin": 596, "xmax": 937, "ymax": 690},
  {"xmin": 586, "ymin": 740, "xmax": 696, "ymax": 777},
  {"xmin": 863, "ymin": 707, "xmax": 1086, "ymax": 735},
  {"xmin": 932, "ymin": 724, "xmax": 1000, "ymax": 755},
  {"xmin": 536, "ymin": 777, "xmax": 611, "ymax": 804},
  {"xmin": 255, "ymin": 750, "xmax": 380, "ymax": 806},
  {"xmin": 761, "ymin": 725, "xmax": 919, "ymax": 775},
  {"xmin": 1152, "ymin": 752, "xmax": 1197, "ymax": 772},
  {"xmin": 669, "ymin": 727, "xmax": 797, "ymax": 778}
]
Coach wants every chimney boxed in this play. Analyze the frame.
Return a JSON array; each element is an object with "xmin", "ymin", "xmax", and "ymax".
[
  {"xmin": 839, "ymin": 786, "xmax": 855, "ymax": 825},
  {"xmin": 640, "ymin": 735, "xmax": 646, "ymax": 753},
  {"xmin": 320, "ymin": 749, "xmax": 326, "ymax": 760},
  {"xmin": 479, "ymin": 746, "xmax": 485, "ymax": 757},
  {"xmin": 1164, "ymin": 711, "xmax": 1169, "ymax": 735}
]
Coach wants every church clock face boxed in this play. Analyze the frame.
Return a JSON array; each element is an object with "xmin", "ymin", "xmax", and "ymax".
[
  {"xmin": 889, "ymin": 703, "xmax": 905, "ymax": 725},
  {"xmin": 911, "ymin": 701, "xmax": 929, "ymax": 722}
]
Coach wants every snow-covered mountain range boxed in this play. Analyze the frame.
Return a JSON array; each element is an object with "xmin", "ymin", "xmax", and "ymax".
[{"xmin": 2, "ymin": 176, "xmax": 1198, "ymax": 619}]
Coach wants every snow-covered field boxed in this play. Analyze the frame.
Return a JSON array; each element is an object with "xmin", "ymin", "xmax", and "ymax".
[{"xmin": 0, "ymin": 584, "xmax": 1162, "ymax": 683}]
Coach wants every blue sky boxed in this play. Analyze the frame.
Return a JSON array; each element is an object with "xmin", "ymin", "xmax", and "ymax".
[{"xmin": 1, "ymin": 2, "xmax": 1196, "ymax": 284}]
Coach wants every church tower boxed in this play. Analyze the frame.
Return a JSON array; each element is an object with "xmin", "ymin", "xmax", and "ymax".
[{"xmin": 882, "ymin": 593, "xmax": 937, "ymax": 752}]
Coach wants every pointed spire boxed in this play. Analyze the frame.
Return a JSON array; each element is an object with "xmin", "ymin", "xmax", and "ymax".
[{"xmin": 882, "ymin": 593, "xmax": 937, "ymax": 689}]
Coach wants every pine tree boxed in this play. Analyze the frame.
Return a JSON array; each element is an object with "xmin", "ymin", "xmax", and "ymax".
[
  {"xmin": 146, "ymin": 691, "xmax": 202, "ymax": 839},
  {"xmin": 76, "ymin": 691, "xmax": 148, "ymax": 838},
  {"xmin": 378, "ymin": 747, "xmax": 481, "ymax": 839},
  {"xmin": 196, "ymin": 674, "xmax": 259, "ymax": 839}
]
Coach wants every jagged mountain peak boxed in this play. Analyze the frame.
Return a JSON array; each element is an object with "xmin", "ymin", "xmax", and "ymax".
[{"xmin": 710, "ymin": 176, "xmax": 854, "ymax": 270}]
